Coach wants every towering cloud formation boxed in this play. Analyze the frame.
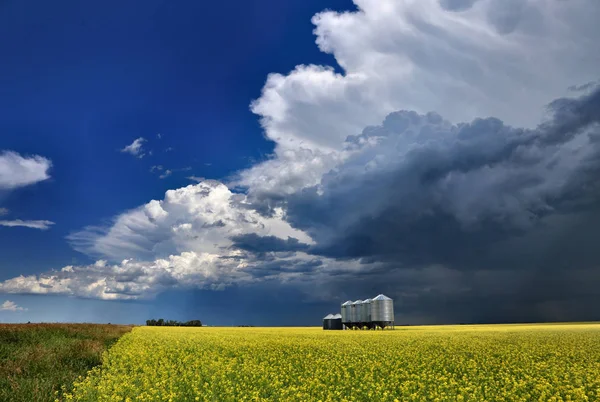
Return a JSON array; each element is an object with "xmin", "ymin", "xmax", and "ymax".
[
  {"xmin": 1, "ymin": 0, "xmax": 600, "ymax": 323},
  {"xmin": 287, "ymin": 88, "xmax": 600, "ymax": 263},
  {"xmin": 241, "ymin": 0, "xmax": 600, "ymax": 204}
]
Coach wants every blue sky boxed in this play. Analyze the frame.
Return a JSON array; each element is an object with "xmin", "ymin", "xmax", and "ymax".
[
  {"xmin": 0, "ymin": 0, "xmax": 351, "ymax": 323},
  {"xmin": 0, "ymin": 0, "xmax": 349, "ymax": 269},
  {"xmin": 1, "ymin": 0, "xmax": 600, "ymax": 325}
]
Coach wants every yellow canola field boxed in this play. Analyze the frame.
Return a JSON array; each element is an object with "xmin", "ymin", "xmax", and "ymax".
[{"xmin": 64, "ymin": 323, "xmax": 600, "ymax": 401}]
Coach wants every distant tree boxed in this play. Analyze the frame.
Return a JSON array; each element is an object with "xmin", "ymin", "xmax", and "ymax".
[{"xmin": 145, "ymin": 318, "xmax": 202, "ymax": 327}]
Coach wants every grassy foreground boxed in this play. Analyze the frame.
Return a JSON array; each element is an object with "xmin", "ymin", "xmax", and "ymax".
[
  {"xmin": 66, "ymin": 323, "xmax": 600, "ymax": 401},
  {"xmin": 0, "ymin": 323, "xmax": 132, "ymax": 402}
]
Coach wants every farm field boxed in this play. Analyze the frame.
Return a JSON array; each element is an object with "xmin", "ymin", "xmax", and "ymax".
[
  {"xmin": 65, "ymin": 323, "xmax": 600, "ymax": 401},
  {"xmin": 0, "ymin": 323, "xmax": 132, "ymax": 402}
]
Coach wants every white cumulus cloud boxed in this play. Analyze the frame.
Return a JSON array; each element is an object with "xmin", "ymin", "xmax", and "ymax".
[
  {"xmin": 0, "ymin": 300, "xmax": 27, "ymax": 312},
  {"xmin": 0, "ymin": 251, "xmax": 372, "ymax": 300},
  {"xmin": 0, "ymin": 150, "xmax": 52, "ymax": 190},
  {"xmin": 67, "ymin": 180, "xmax": 312, "ymax": 262}
]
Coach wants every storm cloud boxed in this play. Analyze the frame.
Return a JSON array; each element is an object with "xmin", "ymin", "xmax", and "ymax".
[
  {"xmin": 230, "ymin": 234, "xmax": 310, "ymax": 254},
  {"xmin": 286, "ymin": 88, "xmax": 600, "ymax": 264},
  {"xmin": 271, "ymin": 87, "xmax": 600, "ymax": 322}
]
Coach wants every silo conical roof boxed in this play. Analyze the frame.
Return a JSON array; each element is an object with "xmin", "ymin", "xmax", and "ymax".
[
  {"xmin": 323, "ymin": 314, "xmax": 335, "ymax": 319},
  {"xmin": 372, "ymin": 294, "xmax": 392, "ymax": 301},
  {"xmin": 354, "ymin": 299, "xmax": 363, "ymax": 304},
  {"xmin": 332, "ymin": 314, "xmax": 342, "ymax": 319},
  {"xmin": 341, "ymin": 300, "xmax": 353, "ymax": 306}
]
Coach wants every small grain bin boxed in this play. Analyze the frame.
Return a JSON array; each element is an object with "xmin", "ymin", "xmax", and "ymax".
[
  {"xmin": 323, "ymin": 314, "xmax": 334, "ymax": 330},
  {"xmin": 330, "ymin": 314, "xmax": 343, "ymax": 330}
]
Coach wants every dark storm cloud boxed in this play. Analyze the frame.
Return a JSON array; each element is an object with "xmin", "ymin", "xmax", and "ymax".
[
  {"xmin": 241, "ymin": 256, "xmax": 324, "ymax": 279},
  {"xmin": 276, "ymin": 87, "xmax": 600, "ymax": 323},
  {"xmin": 230, "ymin": 234, "xmax": 310, "ymax": 253},
  {"xmin": 288, "ymin": 87, "xmax": 600, "ymax": 262},
  {"xmin": 568, "ymin": 81, "xmax": 598, "ymax": 92}
]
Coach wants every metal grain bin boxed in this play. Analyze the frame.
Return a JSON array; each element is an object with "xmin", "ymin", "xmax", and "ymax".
[
  {"xmin": 349, "ymin": 301, "xmax": 358, "ymax": 323},
  {"xmin": 341, "ymin": 300, "xmax": 352, "ymax": 324},
  {"xmin": 371, "ymin": 294, "xmax": 394, "ymax": 329},
  {"xmin": 330, "ymin": 314, "xmax": 343, "ymax": 330},
  {"xmin": 353, "ymin": 300, "xmax": 364, "ymax": 326},
  {"xmin": 362, "ymin": 298, "xmax": 372, "ymax": 323},
  {"xmin": 323, "ymin": 314, "xmax": 334, "ymax": 330}
]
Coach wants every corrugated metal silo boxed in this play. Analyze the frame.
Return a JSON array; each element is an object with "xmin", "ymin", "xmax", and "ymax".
[
  {"xmin": 371, "ymin": 294, "xmax": 394, "ymax": 329},
  {"xmin": 341, "ymin": 300, "xmax": 352, "ymax": 324},
  {"xmin": 354, "ymin": 300, "xmax": 364, "ymax": 327},
  {"xmin": 349, "ymin": 301, "xmax": 358, "ymax": 324},
  {"xmin": 362, "ymin": 298, "xmax": 372, "ymax": 323}
]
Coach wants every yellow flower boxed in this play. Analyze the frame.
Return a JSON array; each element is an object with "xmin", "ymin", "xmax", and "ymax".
[{"xmin": 63, "ymin": 324, "xmax": 600, "ymax": 402}]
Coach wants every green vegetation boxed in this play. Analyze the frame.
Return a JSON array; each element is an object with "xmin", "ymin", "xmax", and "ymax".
[
  {"xmin": 145, "ymin": 318, "xmax": 202, "ymax": 327},
  {"xmin": 0, "ymin": 323, "xmax": 132, "ymax": 402}
]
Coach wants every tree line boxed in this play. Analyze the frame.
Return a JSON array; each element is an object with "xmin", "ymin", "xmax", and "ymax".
[{"xmin": 145, "ymin": 319, "xmax": 202, "ymax": 327}]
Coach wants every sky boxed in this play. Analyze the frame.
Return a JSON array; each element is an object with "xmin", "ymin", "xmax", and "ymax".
[{"xmin": 1, "ymin": 0, "xmax": 599, "ymax": 326}]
